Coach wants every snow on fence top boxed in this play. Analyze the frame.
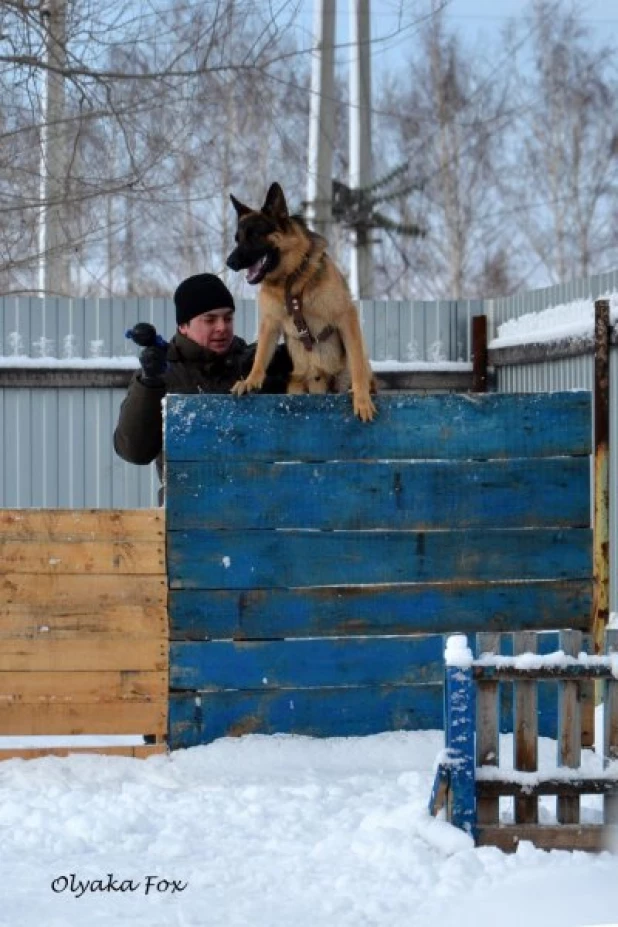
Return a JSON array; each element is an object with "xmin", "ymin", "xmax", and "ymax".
[{"xmin": 490, "ymin": 293, "xmax": 618, "ymax": 350}]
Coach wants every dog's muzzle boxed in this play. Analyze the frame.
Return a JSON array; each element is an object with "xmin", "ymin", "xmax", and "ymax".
[{"xmin": 226, "ymin": 249, "xmax": 243, "ymax": 272}]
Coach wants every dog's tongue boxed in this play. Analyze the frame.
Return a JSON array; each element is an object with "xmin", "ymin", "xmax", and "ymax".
[{"xmin": 246, "ymin": 255, "xmax": 267, "ymax": 284}]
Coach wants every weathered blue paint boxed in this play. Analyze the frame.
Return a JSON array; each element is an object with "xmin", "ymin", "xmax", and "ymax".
[
  {"xmin": 444, "ymin": 656, "xmax": 477, "ymax": 836},
  {"xmin": 165, "ymin": 392, "xmax": 592, "ymax": 463},
  {"xmin": 169, "ymin": 581, "xmax": 592, "ymax": 640},
  {"xmin": 166, "ymin": 457, "xmax": 590, "ymax": 532},
  {"xmin": 168, "ymin": 685, "xmax": 444, "ymax": 748},
  {"xmin": 167, "ymin": 527, "xmax": 592, "ymax": 590},
  {"xmin": 165, "ymin": 392, "xmax": 593, "ymax": 747},
  {"xmin": 170, "ymin": 636, "xmax": 444, "ymax": 691}
]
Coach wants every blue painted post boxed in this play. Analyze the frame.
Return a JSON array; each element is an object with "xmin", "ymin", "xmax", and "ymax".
[{"xmin": 444, "ymin": 634, "xmax": 477, "ymax": 837}]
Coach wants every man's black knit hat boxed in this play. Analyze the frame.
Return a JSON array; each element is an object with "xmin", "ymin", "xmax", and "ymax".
[{"xmin": 174, "ymin": 274, "xmax": 235, "ymax": 326}]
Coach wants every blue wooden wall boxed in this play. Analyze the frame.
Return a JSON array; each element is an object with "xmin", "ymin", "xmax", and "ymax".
[{"xmin": 165, "ymin": 392, "xmax": 593, "ymax": 748}]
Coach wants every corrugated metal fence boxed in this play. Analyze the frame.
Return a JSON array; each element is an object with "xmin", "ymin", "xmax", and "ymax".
[
  {"xmin": 0, "ymin": 296, "xmax": 476, "ymax": 509},
  {"xmin": 486, "ymin": 268, "xmax": 618, "ymax": 331},
  {"xmin": 1, "ymin": 273, "xmax": 616, "ymax": 512},
  {"xmin": 0, "ymin": 296, "xmax": 475, "ymax": 363}
]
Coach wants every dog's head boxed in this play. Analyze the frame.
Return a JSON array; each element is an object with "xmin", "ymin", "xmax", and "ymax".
[{"xmin": 226, "ymin": 182, "xmax": 292, "ymax": 285}]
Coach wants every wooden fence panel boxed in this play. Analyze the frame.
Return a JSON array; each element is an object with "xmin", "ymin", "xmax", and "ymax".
[
  {"xmin": 0, "ymin": 509, "xmax": 167, "ymax": 759},
  {"xmin": 166, "ymin": 393, "xmax": 593, "ymax": 749}
]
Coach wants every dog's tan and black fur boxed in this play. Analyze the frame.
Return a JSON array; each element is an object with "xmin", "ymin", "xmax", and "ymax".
[{"xmin": 226, "ymin": 183, "xmax": 376, "ymax": 421}]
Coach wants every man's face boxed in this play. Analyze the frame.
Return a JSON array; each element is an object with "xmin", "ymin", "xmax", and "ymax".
[{"xmin": 179, "ymin": 308, "xmax": 235, "ymax": 354}]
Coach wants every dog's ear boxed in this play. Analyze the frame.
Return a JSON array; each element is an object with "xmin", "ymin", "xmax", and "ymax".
[
  {"xmin": 230, "ymin": 194, "xmax": 252, "ymax": 218},
  {"xmin": 261, "ymin": 183, "xmax": 288, "ymax": 219}
]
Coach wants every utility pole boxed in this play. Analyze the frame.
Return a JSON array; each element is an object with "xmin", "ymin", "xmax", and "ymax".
[
  {"xmin": 305, "ymin": 0, "xmax": 336, "ymax": 244},
  {"xmin": 349, "ymin": 0, "xmax": 373, "ymax": 300},
  {"xmin": 39, "ymin": 0, "xmax": 69, "ymax": 297}
]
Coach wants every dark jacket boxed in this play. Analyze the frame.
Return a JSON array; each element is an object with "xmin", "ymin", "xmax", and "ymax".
[{"xmin": 113, "ymin": 332, "xmax": 291, "ymax": 490}]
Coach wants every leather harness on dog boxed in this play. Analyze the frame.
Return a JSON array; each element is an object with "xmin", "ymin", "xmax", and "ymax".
[{"xmin": 284, "ymin": 247, "xmax": 336, "ymax": 352}]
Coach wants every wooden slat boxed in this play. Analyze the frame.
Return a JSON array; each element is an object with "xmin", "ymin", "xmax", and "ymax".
[
  {"xmin": 474, "ymin": 665, "xmax": 613, "ymax": 681},
  {"xmin": 476, "ymin": 632, "xmax": 500, "ymax": 826},
  {"xmin": 0, "ymin": 509, "xmax": 164, "ymax": 542},
  {"xmin": 0, "ymin": 701, "xmax": 167, "ymax": 736},
  {"xmin": 164, "ymin": 392, "xmax": 592, "ymax": 462},
  {"xmin": 429, "ymin": 765, "xmax": 450, "ymax": 816},
  {"xmin": 513, "ymin": 631, "xmax": 538, "ymax": 824},
  {"xmin": 0, "ymin": 604, "xmax": 167, "ymax": 637},
  {"xmin": 605, "ymin": 629, "xmax": 618, "ymax": 824},
  {"xmin": 169, "ymin": 581, "xmax": 592, "ymax": 640},
  {"xmin": 0, "ymin": 670, "xmax": 166, "ymax": 703},
  {"xmin": 168, "ymin": 686, "xmax": 443, "ymax": 748},
  {"xmin": 477, "ymin": 779, "xmax": 618, "ymax": 797},
  {"xmin": 557, "ymin": 630, "xmax": 582, "ymax": 824},
  {"xmin": 0, "ymin": 744, "xmax": 167, "ymax": 761},
  {"xmin": 167, "ymin": 528, "xmax": 592, "ymax": 590},
  {"xmin": 170, "ymin": 637, "xmax": 443, "ymax": 691},
  {"xmin": 1, "ymin": 539, "xmax": 165, "ymax": 574},
  {"xmin": 166, "ymin": 457, "xmax": 590, "ymax": 531},
  {"xmin": 477, "ymin": 824, "xmax": 609, "ymax": 853},
  {"xmin": 1, "ymin": 572, "xmax": 166, "ymax": 609},
  {"xmin": 0, "ymin": 636, "xmax": 167, "ymax": 671}
]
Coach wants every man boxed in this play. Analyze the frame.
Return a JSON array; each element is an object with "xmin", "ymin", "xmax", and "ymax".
[{"xmin": 113, "ymin": 273, "xmax": 291, "ymax": 498}]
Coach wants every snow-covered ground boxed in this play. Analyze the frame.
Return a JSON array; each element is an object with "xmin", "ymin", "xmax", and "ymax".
[{"xmin": 1, "ymin": 728, "xmax": 616, "ymax": 927}]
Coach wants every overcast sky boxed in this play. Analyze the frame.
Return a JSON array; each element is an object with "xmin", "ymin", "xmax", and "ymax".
[{"xmin": 294, "ymin": 0, "xmax": 615, "ymax": 72}]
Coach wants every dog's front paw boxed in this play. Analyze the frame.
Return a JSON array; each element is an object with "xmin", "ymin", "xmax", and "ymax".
[
  {"xmin": 231, "ymin": 373, "xmax": 265, "ymax": 396},
  {"xmin": 353, "ymin": 392, "xmax": 377, "ymax": 422}
]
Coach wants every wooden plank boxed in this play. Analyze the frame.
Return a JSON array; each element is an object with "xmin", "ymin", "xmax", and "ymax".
[
  {"xmin": 168, "ymin": 685, "xmax": 444, "ymax": 747},
  {"xmin": 167, "ymin": 457, "xmax": 590, "ymax": 532},
  {"xmin": 0, "ymin": 539, "xmax": 165, "ymax": 574},
  {"xmin": 0, "ymin": 701, "xmax": 167, "ymax": 736},
  {"xmin": 444, "ymin": 649, "xmax": 476, "ymax": 835},
  {"xmin": 428, "ymin": 765, "xmax": 450, "ymax": 816},
  {"xmin": 605, "ymin": 629, "xmax": 618, "ymax": 824},
  {"xmin": 0, "ymin": 604, "xmax": 168, "ymax": 637},
  {"xmin": 489, "ymin": 335, "xmax": 595, "ymax": 367},
  {"xmin": 0, "ymin": 744, "xmax": 167, "ymax": 761},
  {"xmin": 0, "ymin": 670, "xmax": 167, "ymax": 703},
  {"xmin": 500, "ymin": 681, "xmax": 558, "ymax": 740},
  {"xmin": 0, "ymin": 367, "xmax": 478, "ymax": 392},
  {"xmin": 477, "ymin": 824, "xmax": 609, "ymax": 853},
  {"xmin": 557, "ymin": 630, "xmax": 582, "ymax": 824},
  {"xmin": 164, "ymin": 392, "xmax": 592, "ymax": 462},
  {"xmin": 0, "ymin": 636, "xmax": 167, "ymax": 671},
  {"xmin": 11, "ymin": 744, "xmax": 167, "ymax": 759},
  {"xmin": 167, "ymin": 528, "xmax": 592, "ymax": 590},
  {"xmin": 513, "ymin": 632, "xmax": 538, "ymax": 825},
  {"xmin": 169, "ymin": 581, "xmax": 592, "ymax": 640},
  {"xmin": 1, "ymin": 572, "xmax": 166, "ymax": 608},
  {"xmin": 0, "ymin": 509, "xmax": 164, "ymax": 542},
  {"xmin": 474, "ymin": 664, "xmax": 613, "ymax": 681},
  {"xmin": 477, "ymin": 779, "xmax": 618, "ymax": 797},
  {"xmin": 476, "ymin": 632, "xmax": 500, "ymax": 826},
  {"xmin": 170, "ymin": 637, "xmax": 443, "ymax": 691}
]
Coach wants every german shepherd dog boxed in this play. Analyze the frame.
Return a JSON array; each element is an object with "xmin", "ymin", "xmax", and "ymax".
[{"xmin": 226, "ymin": 183, "xmax": 377, "ymax": 421}]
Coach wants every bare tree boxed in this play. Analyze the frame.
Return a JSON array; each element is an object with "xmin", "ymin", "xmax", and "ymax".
[
  {"xmin": 373, "ymin": 3, "xmax": 514, "ymax": 299},
  {"xmin": 499, "ymin": 0, "xmax": 618, "ymax": 283},
  {"xmin": 0, "ymin": 0, "xmax": 312, "ymax": 297}
]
